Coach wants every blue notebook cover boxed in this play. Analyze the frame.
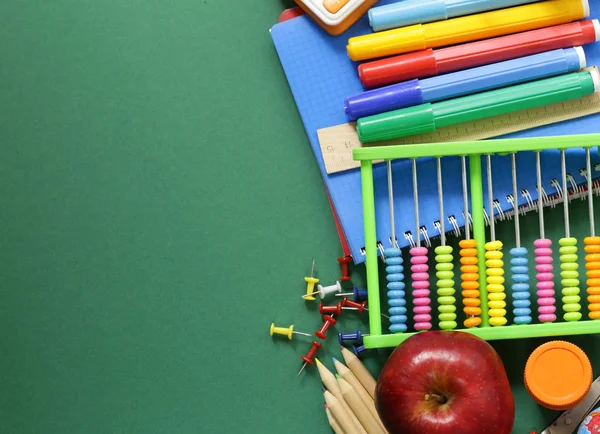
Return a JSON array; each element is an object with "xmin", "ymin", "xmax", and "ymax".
[{"xmin": 271, "ymin": 1, "xmax": 600, "ymax": 264}]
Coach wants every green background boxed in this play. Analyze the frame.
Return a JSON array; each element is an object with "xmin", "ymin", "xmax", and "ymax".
[{"xmin": 1, "ymin": 1, "xmax": 600, "ymax": 433}]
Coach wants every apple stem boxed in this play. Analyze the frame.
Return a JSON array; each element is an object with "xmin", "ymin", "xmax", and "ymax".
[{"xmin": 424, "ymin": 393, "xmax": 448, "ymax": 404}]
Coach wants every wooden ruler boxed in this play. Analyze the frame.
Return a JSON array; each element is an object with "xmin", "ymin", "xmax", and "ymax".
[{"xmin": 318, "ymin": 91, "xmax": 600, "ymax": 175}]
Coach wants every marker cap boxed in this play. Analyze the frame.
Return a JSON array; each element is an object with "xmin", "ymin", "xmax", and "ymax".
[
  {"xmin": 357, "ymin": 103, "xmax": 436, "ymax": 144},
  {"xmin": 573, "ymin": 46, "xmax": 586, "ymax": 69},
  {"xmin": 593, "ymin": 19, "xmax": 600, "ymax": 42},
  {"xmin": 582, "ymin": 0, "xmax": 590, "ymax": 17},
  {"xmin": 590, "ymin": 68, "xmax": 600, "ymax": 93},
  {"xmin": 358, "ymin": 49, "xmax": 438, "ymax": 89}
]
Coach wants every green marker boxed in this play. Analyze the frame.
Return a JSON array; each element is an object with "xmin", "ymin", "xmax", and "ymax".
[{"xmin": 357, "ymin": 70, "xmax": 600, "ymax": 144}]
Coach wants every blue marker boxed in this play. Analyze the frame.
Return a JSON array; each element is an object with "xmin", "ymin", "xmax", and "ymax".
[
  {"xmin": 344, "ymin": 47, "xmax": 585, "ymax": 121},
  {"xmin": 369, "ymin": 0, "xmax": 542, "ymax": 32}
]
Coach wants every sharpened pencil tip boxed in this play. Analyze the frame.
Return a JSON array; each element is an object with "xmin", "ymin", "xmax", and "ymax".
[
  {"xmin": 315, "ymin": 357, "xmax": 322, "ymax": 366},
  {"xmin": 332, "ymin": 357, "xmax": 339, "ymax": 364},
  {"xmin": 335, "ymin": 373, "xmax": 341, "ymax": 379},
  {"xmin": 322, "ymin": 386, "xmax": 327, "ymax": 393}
]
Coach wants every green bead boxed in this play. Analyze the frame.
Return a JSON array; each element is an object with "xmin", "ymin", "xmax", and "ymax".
[
  {"xmin": 435, "ymin": 254, "xmax": 453, "ymax": 263},
  {"xmin": 437, "ymin": 287, "xmax": 455, "ymax": 296},
  {"xmin": 560, "ymin": 270, "xmax": 579, "ymax": 279},
  {"xmin": 564, "ymin": 312, "xmax": 582, "ymax": 321},
  {"xmin": 439, "ymin": 313, "xmax": 456, "ymax": 322},
  {"xmin": 439, "ymin": 321, "xmax": 458, "ymax": 330},
  {"xmin": 437, "ymin": 279, "xmax": 455, "ymax": 288},
  {"xmin": 559, "ymin": 238, "xmax": 577, "ymax": 246},
  {"xmin": 438, "ymin": 296, "xmax": 456, "ymax": 305},
  {"xmin": 435, "ymin": 246, "xmax": 453, "ymax": 255},
  {"xmin": 436, "ymin": 271, "xmax": 454, "ymax": 280},
  {"xmin": 560, "ymin": 254, "xmax": 578, "ymax": 263},
  {"xmin": 438, "ymin": 304, "xmax": 456, "ymax": 313},
  {"xmin": 562, "ymin": 295, "xmax": 581, "ymax": 304},
  {"xmin": 436, "ymin": 262, "xmax": 453, "ymax": 271},
  {"xmin": 561, "ymin": 262, "xmax": 579, "ymax": 271},
  {"xmin": 563, "ymin": 303, "xmax": 582, "ymax": 312},
  {"xmin": 561, "ymin": 280, "xmax": 580, "ymax": 288}
]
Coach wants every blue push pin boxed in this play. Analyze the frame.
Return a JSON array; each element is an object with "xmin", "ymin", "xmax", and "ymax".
[
  {"xmin": 335, "ymin": 286, "xmax": 367, "ymax": 302},
  {"xmin": 353, "ymin": 344, "xmax": 366, "ymax": 359},
  {"xmin": 338, "ymin": 330, "xmax": 369, "ymax": 345}
]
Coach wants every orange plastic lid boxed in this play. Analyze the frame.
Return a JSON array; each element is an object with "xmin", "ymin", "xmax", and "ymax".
[{"xmin": 524, "ymin": 341, "xmax": 592, "ymax": 410}]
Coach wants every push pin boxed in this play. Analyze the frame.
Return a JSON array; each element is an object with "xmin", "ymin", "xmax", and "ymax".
[
  {"xmin": 335, "ymin": 286, "xmax": 368, "ymax": 301},
  {"xmin": 319, "ymin": 302, "xmax": 365, "ymax": 316},
  {"xmin": 304, "ymin": 259, "xmax": 319, "ymax": 301},
  {"xmin": 342, "ymin": 297, "xmax": 367, "ymax": 314},
  {"xmin": 353, "ymin": 344, "xmax": 366, "ymax": 358},
  {"xmin": 338, "ymin": 330, "xmax": 369, "ymax": 345},
  {"xmin": 298, "ymin": 340, "xmax": 322, "ymax": 377},
  {"xmin": 270, "ymin": 323, "xmax": 312, "ymax": 340},
  {"xmin": 302, "ymin": 280, "xmax": 343, "ymax": 300},
  {"xmin": 338, "ymin": 256, "xmax": 352, "ymax": 281},
  {"xmin": 315, "ymin": 315, "xmax": 337, "ymax": 339}
]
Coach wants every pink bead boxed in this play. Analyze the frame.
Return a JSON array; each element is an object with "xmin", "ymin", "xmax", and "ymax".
[
  {"xmin": 535, "ymin": 256, "xmax": 553, "ymax": 265},
  {"xmin": 534, "ymin": 248, "xmax": 553, "ymax": 257},
  {"xmin": 538, "ymin": 297, "xmax": 556, "ymax": 306},
  {"xmin": 412, "ymin": 272, "xmax": 429, "ymax": 281},
  {"xmin": 414, "ymin": 306, "xmax": 431, "ymax": 314},
  {"xmin": 410, "ymin": 247, "xmax": 429, "ymax": 256},
  {"xmin": 414, "ymin": 298, "xmax": 431, "ymax": 306},
  {"xmin": 414, "ymin": 314, "xmax": 432, "ymax": 323},
  {"xmin": 536, "ymin": 265, "xmax": 553, "ymax": 273},
  {"xmin": 410, "ymin": 255, "xmax": 428, "ymax": 265},
  {"xmin": 539, "ymin": 306, "xmax": 557, "ymax": 314},
  {"xmin": 412, "ymin": 290, "xmax": 430, "ymax": 298},
  {"xmin": 534, "ymin": 239, "xmax": 552, "ymax": 248},
  {"xmin": 412, "ymin": 264, "xmax": 429, "ymax": 273},
  {"xmin": 414, "ymin": 322, "xmax": 432, "ymax": 331},
  {"xmin": 539, "ymin": 314, "xmax": 557, "ymax": 323},
  {"xmin": 536, "ymin": 290, "xmax": 555, "ymax": 298},
  {"xmin": 536, "ymin": 273, "xmax": 554, "ymax": 282},
  {"xmin": 413, "ymin": 281, "xmax": 430, "ymax": 289}
]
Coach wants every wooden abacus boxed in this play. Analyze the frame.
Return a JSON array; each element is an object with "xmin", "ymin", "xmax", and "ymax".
[{"xmin": 354, "ymin": 134, "xmax": 600, "ymax": 349}]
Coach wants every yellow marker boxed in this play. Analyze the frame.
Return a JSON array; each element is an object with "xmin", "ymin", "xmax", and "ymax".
[
  {"xmin": 304, "ymin": 259, "xmax": 319, "ymax": 301},
  {"xmin": 347, "ymin": 0, "xmax": 589, "ymax": 61},
  {"xmin": 269, "ymin": 323, "xmax": 312, "ymax": 340}
]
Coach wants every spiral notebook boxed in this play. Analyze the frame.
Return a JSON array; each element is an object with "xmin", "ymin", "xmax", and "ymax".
[{"xmin": 271, "ymin": 1, "xmax": 600, "ymax": 264}]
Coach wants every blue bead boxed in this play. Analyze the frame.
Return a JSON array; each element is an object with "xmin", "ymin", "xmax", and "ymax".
[
  {"xmin": 514, "ymin": 299, "xmax": 531, "ymax": 308},
  {"xmin": 388, "ymin": 273, "xmax": 405, "ymax": 282},
  {"xmin": 390, "ymin": 323, "xmax": 408, "ymax": 333},
  {"xmin": 389, "ymin": 307, "xmax": 407, "ymax": 315},
  {"xmin": 386, "ymin": 265, "xmax": 404, "ymax": 274},
  {"xmin": 514, "ymin": 308, "xmax": 531, "ymax": 317},
  {"xmin": 387, "ymin": 281, "xmax": 406, "ymax": 290},
  {"xmin": 510, "ymin": 257, "xmax": 528, "ymax": 266},
  {"xmin": 512, "ymin": 290, "xmax": 531, "ymax": 299},
  {"xmin": 389, "ymin": 298, "xmax": 407, "ymax": 307},
  {"xmin": 514, "ymin": 316, "xmax": 532, "ymax": 325},
  {"xmin": 512, "ymin": 274, "xmax": 530, "ymax": 283},
  {"xmin": 390, "ymin": 315, "xmax": 408, "ymax": 324},
  {"xmin": 387, "ymin": 290, "xmax": 406, "ymax": 299},
  {"xmin": 384, "ymin": 248, "xmax": 402, "ymax": 257},
  {"xmin": 511, "ymin": 266, "xmax": 528, "ymax": 274},
  {"xmin": 386, "ymin": 256, "xmax": 403, "ymax": 265},
  {"xmin": 510, "ymin": 247, "xmax": 528, "ymax": 256}
]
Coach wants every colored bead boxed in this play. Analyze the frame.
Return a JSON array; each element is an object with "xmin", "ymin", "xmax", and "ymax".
[
  {"xmin": 338, "ymin": 256, "xmax": 352, "ymax": 281},
  {"xmin": 410, "ymin": 246, "xmax": 431, "ymax": 331},
  {"xmin": 559, "ymin": 238, "xmax": 581, "ymax": 322},
  {"xmin": 486, "ymin": 241, "xmax": 507, "ymax": 326},
  {"xmin": 320, "ymin": 302, "xmax": 342, "ymax": 316},
  {"xmin": 315, "ymin": 315, "xmax": 337, "ymax": 340}
]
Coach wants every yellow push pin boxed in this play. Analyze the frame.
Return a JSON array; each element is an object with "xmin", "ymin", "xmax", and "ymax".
[
  {"xmin": 270, "ymin": 322, "xmax": 312, "ymax": 340},
  {"xmin": 304, "ymin": 259, "xmax": 319, "ymax": 301}
]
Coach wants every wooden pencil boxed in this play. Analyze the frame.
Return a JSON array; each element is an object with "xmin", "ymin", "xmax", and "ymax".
[
  {"xmin": 334, "ymin": 358, "xmax": 389, "ymax": 434},
  {"xmin": 340, "ymin": 346, "xmax": 377, "ymax": 399},
  {"xmin": 325, "ymin": 406, "xmax": 346, "ymax": 434},
  {"xmin": 316, "ymin": 359, "xmax": 368, "ymax": 434},
  {"xmin": 324, "ymin": 390, "xmax": 360, "ymax": 434},
  {"xmin": 337, "ymin": 377, "xmax": 385, "ymax": 434}
]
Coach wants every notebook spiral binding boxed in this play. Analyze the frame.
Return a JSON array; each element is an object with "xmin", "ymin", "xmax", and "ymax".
[{"xmin": 359, "ymin": 163, "xmax": 600, "ymax": 257}]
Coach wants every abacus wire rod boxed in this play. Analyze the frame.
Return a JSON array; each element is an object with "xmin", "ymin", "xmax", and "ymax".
[
  {"xmin": 487, "ymin": 154, "xmax": 495, "ymax": 242},
  {"xmin": 512, "ymin": 153, "xmax": 521, "ymax": 248},
  {"xmin": 412, "ymin": 159, "xmax": 420, "ymax": 248},
  {"xmin": 536, "ymin": 152, "xmax": 545, "ymax": 239},
  {"xmin": 387, "ymin": 161, "xmax": 397, "ymax": 248},
  {"xmin": 462, "ymin": 156, "xmax": 470, "ymax": 240},
  {"xmin": 562, "ymin": 150, "xmax": 570, "ymax": 238},
  {"xmin": 437, "ymin": 157, "xmax": 446, "ymax": 246},
  {"xmin": 587, "ymin": 147, "xmax": 596, "ymax": 237}
]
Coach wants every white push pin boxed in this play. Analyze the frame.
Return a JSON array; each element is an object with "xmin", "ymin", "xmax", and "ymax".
[{"xmin": 302, "ymin": 281, "xmax": 343, "ymax": 300}]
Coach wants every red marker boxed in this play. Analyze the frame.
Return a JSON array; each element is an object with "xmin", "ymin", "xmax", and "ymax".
[{"xmin": 359, "ymin": 19, "xmax": 600, "ymax": 88}]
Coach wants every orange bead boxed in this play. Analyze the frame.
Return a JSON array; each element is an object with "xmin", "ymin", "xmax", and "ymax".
[
  {"xmin": 461, "ymin": 265, "xmax": 478, "ymax": 273},
  {"xmin": 587, "ymin": 286, "xmax": 600, "ymax": 294},
  {"xmin": 462, "ymin": 289, "xmax": 480, "ymax": 298},
  {"xmin": 464, "ymin": 307, "xmax": 482, "ymax": 316},
  {"xmin": 588, "ymin": 295, "xmax": 600, "ymax": 303},
  {"xmin": 464, "ymin": 317, "xmax": 482, "ymax": 328},
  {"xmin": 585, "ymin": 236, "xmax": 600, "ymax": 245},
  {"xmin": 585, "ymin": 245, "xmax": 600, "ymax": 253},
  {"xmin": 464, "ymin": 298, "xmax": 481, "ymax": 307},
  {"xmin": 460, "ymin": 257, "xmax": 478, "ymax": 266},
  {"xmin": 459, "ymin": 239, "xmax": 477, "ymax": 248},
  {"xmin": 460, "ymin": 248, "xmax": 478, "ymax": 257},
  {"xmin": 461, "ymin": 272, "xmax": 479, "ymax": 282},
  {"xmin": 590, "ymin": 311, "xmax": 600, "ymax": 320},
  {"xmin": 461, "ymin": 284, "xmax": 479, "ymax": 293},
  {"xmin": 588, "ymin": 270, "xmax": 600, "ymax": 278}
]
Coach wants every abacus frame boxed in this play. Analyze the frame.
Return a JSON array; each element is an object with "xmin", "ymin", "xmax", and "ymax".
[{"xmin": 353, "ymin": 134, "xmax": 600, "ymax": 349}]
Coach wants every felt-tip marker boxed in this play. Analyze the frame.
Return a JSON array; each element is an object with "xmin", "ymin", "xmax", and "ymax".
[
  {"xmin": 345, "ymin": 47, "xmax": 586, "ymax": 121},
  {"xmin": 357, "ymin": 70, "xmax": 600, "ymax": 143},
  {"xmin": 369, "ymin": 0, "xmax": 540, "ymax": 32},
  {"xmin": 359, "ymin": 19, "xmax": 600, "ymax": 88},
  {"xmin": 347, "ymin": 0, "xmax": 589, "ymax": 61}
]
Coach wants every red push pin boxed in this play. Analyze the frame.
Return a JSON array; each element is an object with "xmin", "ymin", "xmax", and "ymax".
[
  {"xmin": 342, "ymin": 297, "xmax": 367, "ymax": 314},
  {"xmin": 319, "ymin": 302, "xmax": 342, "ymax": 316},
  {"xmin": 315, "ymin": 315, "xmax": 337, "ymax": 339},
  {"xmin": 297, "ymin": 340, "xmax": 322, "ymax": 377},
  {"xmin": 338, "ymin": 256, "xmax": 352, "ymax": 281}
]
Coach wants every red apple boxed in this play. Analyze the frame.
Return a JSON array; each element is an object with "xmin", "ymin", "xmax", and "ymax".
[{"xmin": 375, "ymin": 331, "xmax": 514, "ymax": 434}]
